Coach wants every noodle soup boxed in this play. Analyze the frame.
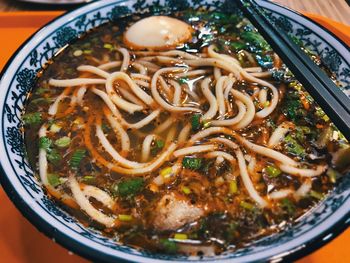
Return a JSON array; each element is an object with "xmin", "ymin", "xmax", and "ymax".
[{"xmin": 23, "ymin": 8, "xmax": 350, "ymax": 256}]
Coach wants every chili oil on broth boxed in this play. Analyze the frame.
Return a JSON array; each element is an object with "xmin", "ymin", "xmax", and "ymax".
[{"xmin": 23, "ymin": 8, "xmax": 350, "ymax": 257}]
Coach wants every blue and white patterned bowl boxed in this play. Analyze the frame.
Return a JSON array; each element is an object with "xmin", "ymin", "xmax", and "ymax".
[{"xmin": 0, "ymin": 0, "xmax": 349, "ymax": 262}]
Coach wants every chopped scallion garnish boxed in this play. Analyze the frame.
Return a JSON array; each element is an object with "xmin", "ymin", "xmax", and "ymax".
[
  {"xmin": 174, "ymin": 233, "xmax": 188, "ymax": 240},
  {"xmin": 118, "ymin": 214, "xmax": 133, "ymax": 222},
  {"xmin": 55, "ymin": 136, "xmax": 71, "ymax": 148},
  {"xmin": 23, "ymin": 112, "xmax": 42, "ymax": 125},
  {"xmin": 47, "ymin": 173, "xmax": 61, "ymax": 187},
  {"xmin": 229, "ymin": 180, "xmax": 238, "ymax": 194},
  {"xmin": 265, "ymin": 165, "xmax": 281, "ymax": 177},
  {"xmin": 69, "ymin": 149, "xmax": 86, "ymax": 169},
  {"xmin": 240, "ymin": 201, "xmax": 254, "ymax": 210},
  {"xmin": 182, "ymin": 157, "xmax": 202, "ymax": 170}
]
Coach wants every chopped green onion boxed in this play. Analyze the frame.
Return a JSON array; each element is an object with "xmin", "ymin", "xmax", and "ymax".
[
  {"xmin": 73, "ymin": 50, "xmax": 83, "ymax": 56},
  {"xmin": 81, "ymin": 175, "xmax": 96, "ymax": 184},
  {"xmin": 115, "ymin": 177, "xmax": 144, "ymax": 198},
  {"xmin": 151, "ymin": 139, "xmax": 165, "ymax": 155},
  {"xmin": 280, "ymin": 198, "xmax": 295, "ymax": 215},
  {"xmin": 240, "ymin": 201, "xmax": 254, "ymax": 210},
  {"xmin": 182, "ymin": 157, "xmax": 202, "ymax": 170},
  {"xmin": 174, "ymin": 233, "xmax": 188, "ymax": 240},
  {"xmin": 160, "ymin": 166, "xmax": 173, "ymax": 178},
  {"xmin": 23, "ymin": 112, "xmax": 42, "ymax": 125},
  {"xmin": 182, "ymin": 186, "xmax": 191, "ymax": 195},
  {"xmin": 265, "ymin": 165, "xmax": 282, "ymax": 177},
  {"xmin": 83, "ymin": 50, "xmax": 92, "ymax": 54},
  {"xmin": 47, "ymin": 173, "xmax": 61, "ymax": 187},
  {"xmin": 190, "ymin": 114, "xmax": 201, "ymax": 131},
  {"xmin": 69, "ymin": 149, "xmax": 86, "ymax": 169},
  {"xmin": 34, "ymin": 88, "xmax": 47, "ymax": 95},
  {"xmin": 103, "ymin": 43, "xmax": 114, "ymax": 50},
  {"xmin": 50, "ymin": 123, "xmax": 62, "ymax": 133},
  {"xmin": 284, "ymin": 134, "xmax": 306, "ymax": 158},
  {"xmin": 229, "ymin": 180, "xmax": 238, "ymax": 194},
  {"xmin": 310, "ymin": 190, "xmax": 324, "ymax": 200},
  {"xmin": 159, "ymin": 239, "xmax": 177, "ymax": 254},
  {"xmin": 118, "ymin": 214, "xmax": 133, "ymax": 222},
  {"xmin": 202, "ymin": 119, "xmax": 211, "ymax": 128},
  {"xmin": 327, "ymin": 168, "xmax": 338, "ymax": 184},
  {"xmin": 177, "ymin": 77, "xmax": 189, "ymax": 85},
  {"xmin": 54, "ymin": 136, "xmax": 71, "ymax": 148},
  {"xmin": 39, "ymin": 137, "xmax": 52, "ymax": 150},
  {"xmin": 47, "ymin": 149, "xmax": 62, "ymax": 165}
]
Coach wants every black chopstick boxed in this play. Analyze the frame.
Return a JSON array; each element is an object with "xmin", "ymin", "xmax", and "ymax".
[{"xmin": 235, "ymin": 0, "xmax": 350, "ymax": 141}]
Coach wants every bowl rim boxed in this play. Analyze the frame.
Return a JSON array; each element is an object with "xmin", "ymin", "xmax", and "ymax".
[{"xmin": 0, "ymin": 1, "xmax": 349, "ymax": 262}]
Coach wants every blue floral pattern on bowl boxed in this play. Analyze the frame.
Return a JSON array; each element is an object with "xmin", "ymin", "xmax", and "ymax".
[{"xmin": 0, "ymin": 0, "xmax": 349, "ymax": 262}]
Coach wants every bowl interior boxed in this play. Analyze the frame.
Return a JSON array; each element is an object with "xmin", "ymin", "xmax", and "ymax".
[{"xmin": 0, "ymin": 0, "xmax": 349, "ymax": 262}]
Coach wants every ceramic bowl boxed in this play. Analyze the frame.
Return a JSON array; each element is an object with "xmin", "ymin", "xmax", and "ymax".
[{"xmin": 0, "ymin": 0, "xmax": 349, "ymax": 262}]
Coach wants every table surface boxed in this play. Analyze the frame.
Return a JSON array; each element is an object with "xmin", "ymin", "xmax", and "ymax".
[
  {"xmin": 0, "ymin": 0, "xmax": 349, "ymax": 25},
  {"xmin": 0, "ymin": 1, "xmax": 349, "ymax": 263}
]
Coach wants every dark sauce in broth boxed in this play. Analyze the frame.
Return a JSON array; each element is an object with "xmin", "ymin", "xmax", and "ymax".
[{"xmin": 24, "ymin": 8, "xmax": 350, "ymax": 256}]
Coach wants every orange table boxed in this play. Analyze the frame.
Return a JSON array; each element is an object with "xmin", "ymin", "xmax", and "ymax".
[{"xmin": 0, "ymin": 11, "xmax": 349, "ymax": 263}]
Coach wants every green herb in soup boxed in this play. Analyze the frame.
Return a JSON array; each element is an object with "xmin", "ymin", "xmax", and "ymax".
[{"xmin": 23, "ymin": 8, "xmax": 350, "ymax": 257}]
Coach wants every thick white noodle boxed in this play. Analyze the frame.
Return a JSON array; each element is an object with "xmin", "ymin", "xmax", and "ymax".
[
  {"xmin": 98, "ymin": 61, "xmax": 122, "ymax": 70},
  {"xmin": 176, "ymin": 69, "xmax": 211, "ymax": 78},
  {"xmin": 173, "ymin": 144, "xmax": 216, "ymax": 158},
  {"xmin": 48, "ymin": 90, "xmax": 69, "ymax": 115},
  {"xmin": 134, "ymin": 79, "xmax": 151, "ymax": 88},
  {"xmin": 68, "ymin": 176, "xmax": 116, "ymax": 227},
  {"xmin": 201, "ymin": 78, "xmax": 218, "ymax": 120},
  {"xmin": 230, "ymin": 89, "xmax": 255, "ymax": 129},
  {"xmin": 178, "ymin": 123, "xmax": 191, "ymax": 145},
  {"xmin": 132, "ymin": 62, "xmax": 147, "ymax": 74},
  {"xmin": 153, "ymin": 116, "xmax": 175, "ymax": 134},
  {"xmin": 244, "ymin": 67, "xmax": 262, "ymax": 73},
  {"xmin": 108, "ymin": 143, "xmax": 177, "ymax": 175},
  {"xmin": 211, "ymin": 101, "xmax": 246, "ymax": 126},
  {"xmin": 278, "ymin": 164, "xmax": 328, "ymax": 177},
  {"xmin": 151, "ymin": 67, "xmax": 201, "ymax": 113},
  {"xmin": 269, "ymin": 189, "xmax": 293, "ymax": 199},
  {"xmin": 77, "ymin": 65, "xmax": 110, "ymax": 78},
  {"xmin": 235, "ymin": 147, "xmax": 268, "ymax": 207},
  {"xmin": 268, "ymin": 123, "xmax": 291, "ymax": 148},
  {"xmin": 96, "ymin": 124, "xmax": 145, "ymax": 168},
  {"xmin": 118, "ymin": 48, "xmax": 130, "ymax": 72},
  {"xmin": 214, "ymin": 67, "xmax": 222, "ymax": 81},
  {"xmin": 130, "ymin": 73, "xmax": 151, "ymax": 81},
  {"xmin": 82, "ymin": 185, "xmax": 115, "ymax": 210},
  {"xmin": 184, "ymin": 58, "xmax": 241, "ymax": 79},
  {"xmin": 215, "ymin": 76, "xmax": 226, "ymax": 118},
  {"xmin": 118, "ymin": 87, "xmax": 146, "ymax": 106},
  {"xmin": 136, "ymin": 60, "xmax": 160, "ymax": 72},
  {"xmin": 91, "ymin": 88, "xmax": 120, "ymax": 117},
  {"xmin": 238, "ymin": 135, "xmax": 298, "ymax": 166},
  {"xmin": 258, "ymin": 89, "xmax": 267, "ymax": 104},
  {"xmin": 169, "ymin": 79, "xmax": 182, "ymax": 105},
  {"xmin": 76, "ymin": 86, "xmax": 87, "ymax": 105},
  {"xmin": 159, "ymin": 76, "xmax": 172, "ymax": 98},
  {"xmin": 38, "ymin": 125, "xmax": 48, "ymax": 186},
  {"xmin": 294, "ymin": 180, "xmax": 312, "ymax": 199},
  {"xmin": 141, "ymin": 135, "xmax": 156, "ymax": 162},
  {"xmin": 204, "ymin": 151, "xmax": 235, "ymax": 162},
  {"xmin": 105, "ymin": 112, "xmax": 130, "ymax": 152},
  {"xmin": 106, "ymin": 72, "xmax": 153, "ymax": 112},
  {"xmin": 49, "ymin": 78, "xmax": 106, "ymax": 87}
]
